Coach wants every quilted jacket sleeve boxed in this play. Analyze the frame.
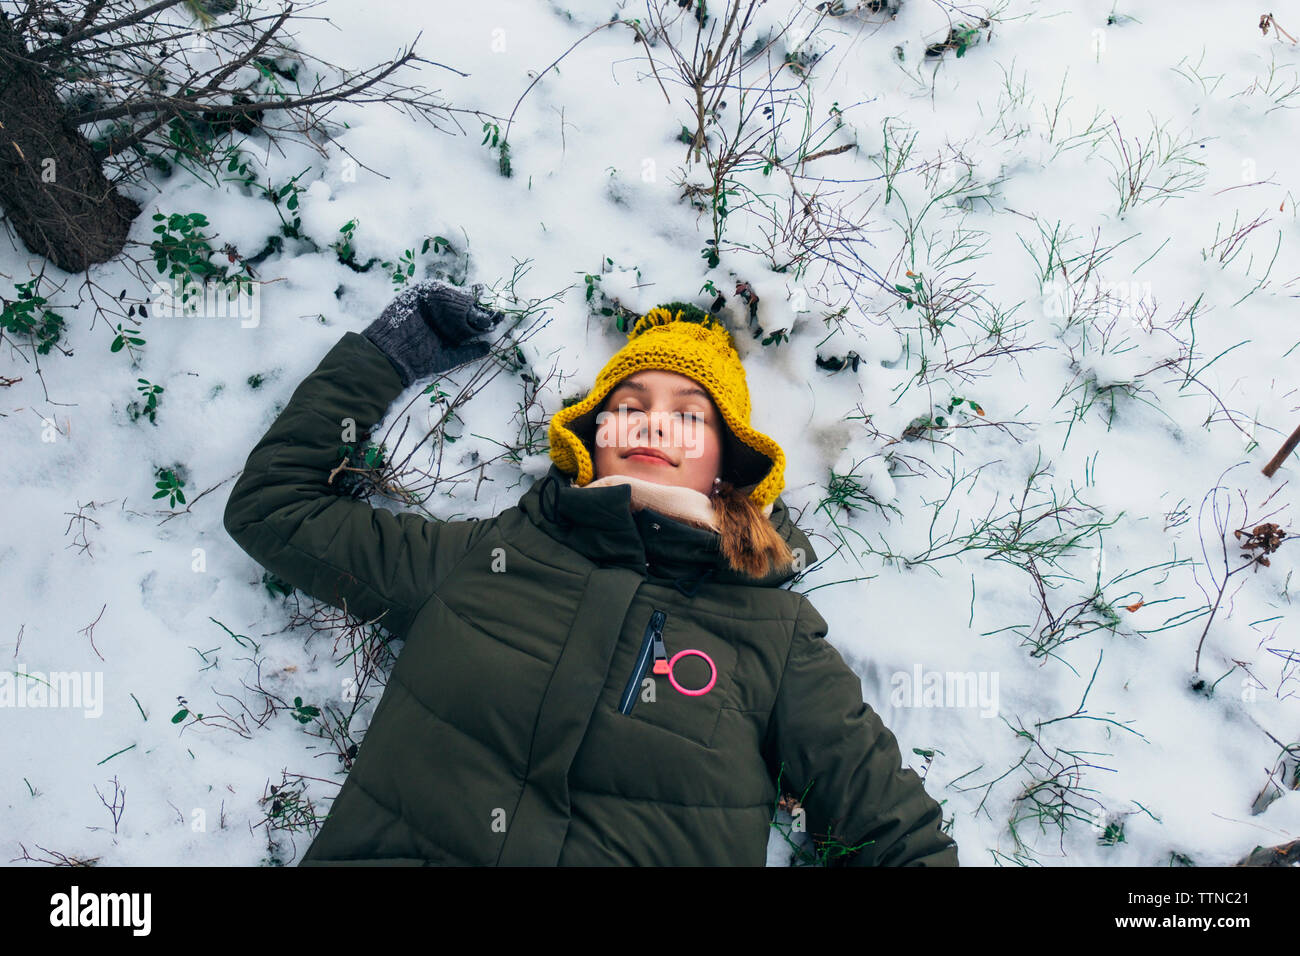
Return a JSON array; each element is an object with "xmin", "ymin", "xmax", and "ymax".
[
  {"xmin": 223, "ymin": 331, "xmax": 473, "ymax": 637},
  {"xmin": 763, "ymin": 596, "xmax": 960, "ymax": 867}
]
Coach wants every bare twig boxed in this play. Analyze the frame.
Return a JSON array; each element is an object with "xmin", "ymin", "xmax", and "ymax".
[
  {"xmin": 1192, "ymin": 469, "xmax": 1292, "ymax": 673},
  {"xmin": 1263, "ymin": 421, "xmax": 1300, "ymax": 477},
  {"xmin": 90, "ymin": 775, "xmax": 126, "ymax": 835},
  {"xmin": 10, "ymin": 842, "xmax": 100, "ymax": 866},
  {"xmin": 78, "ymin": 603, "xmax": 107, "ymax": 661}
]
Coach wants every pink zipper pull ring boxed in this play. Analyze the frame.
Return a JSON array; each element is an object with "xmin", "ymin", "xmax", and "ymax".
[{"xmin": 667, "ymin": 648, "xmax": 716, "ymax": 696}]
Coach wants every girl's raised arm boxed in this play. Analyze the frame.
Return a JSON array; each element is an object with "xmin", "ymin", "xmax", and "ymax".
[{"xmin": 222, "ymin": 281, "xmax": 502, "ymax": 636}]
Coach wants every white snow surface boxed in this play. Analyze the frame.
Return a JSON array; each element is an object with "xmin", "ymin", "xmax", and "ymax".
[{"xmin": 2, "ymin": 0, "xmax": 1298, "ymax": 867}]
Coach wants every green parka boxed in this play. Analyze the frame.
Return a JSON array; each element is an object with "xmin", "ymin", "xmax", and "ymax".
[{"xmin": 222, "ymin": 331, "xmax": 959, "ymax": 866}]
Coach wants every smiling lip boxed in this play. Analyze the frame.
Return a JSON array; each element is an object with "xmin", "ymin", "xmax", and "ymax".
[{"xmin": 625, "ymin": 449, "xmax": 674, "ymax": 466}]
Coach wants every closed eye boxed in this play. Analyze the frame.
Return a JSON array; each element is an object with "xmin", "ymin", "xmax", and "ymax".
[{"xmin": 615, "ymin": 403, "xmax": 705, "ymax": 422}]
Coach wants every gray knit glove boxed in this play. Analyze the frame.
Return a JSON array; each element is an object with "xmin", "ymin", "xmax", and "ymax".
[{"xmin": 362, "ymin": 279, "xmax": 504, "ymax": 387}]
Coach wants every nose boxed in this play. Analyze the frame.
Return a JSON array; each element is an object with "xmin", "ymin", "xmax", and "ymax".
[{"xmin": 633, "ymin": 411, "xmax": 665, "ymax": 441}]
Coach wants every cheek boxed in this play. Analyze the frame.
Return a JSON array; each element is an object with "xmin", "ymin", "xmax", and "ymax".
[
  {"xmin": 704, "ymin": 427, "xmax": 724, "ymax": 466},
  {"xmin": 594, "ymin": 414, "xmax": 627, "ymax": 454},
  {"xmin": 706, "ymin": 435, "xmax": 723, "ymax": 466},
  {"xmin": 681, "ymin": 423, "xmax": 720, "ymax": 465},
  {"xmin": 595, "ymin": 416, "xmax": 618, "ymax": 452}
]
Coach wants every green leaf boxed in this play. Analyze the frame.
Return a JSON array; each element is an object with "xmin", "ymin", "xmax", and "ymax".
[{"xmin": 171, "ymin": 709, "xmax": 188, "ymax": 723}]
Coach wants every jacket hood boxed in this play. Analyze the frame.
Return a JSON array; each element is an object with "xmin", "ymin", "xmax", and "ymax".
[{"xmin": 518, "ymin": 463, "xmax": 816, "ymax": 593}]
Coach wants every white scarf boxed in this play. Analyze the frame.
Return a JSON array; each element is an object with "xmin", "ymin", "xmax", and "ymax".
[
  {"xmin": 572, "ymin": 473, "xmax": 776, "ymax": 530},
  {"xmin": 578, "ymin": 473, "xmax": 721, "ymax": 531}
]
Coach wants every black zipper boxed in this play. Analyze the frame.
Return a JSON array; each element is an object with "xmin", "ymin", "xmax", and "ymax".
[{"xmin": 619, "ymin": 609, "xmax": 667, "ymax": 715}]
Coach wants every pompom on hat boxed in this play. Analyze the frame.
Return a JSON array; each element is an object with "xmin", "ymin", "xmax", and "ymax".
[{"xmin": 547, "ymin": 302, "xmax": 787, "ymax": 509}]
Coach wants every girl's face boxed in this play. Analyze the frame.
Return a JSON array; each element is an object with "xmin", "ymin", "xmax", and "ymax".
[{"xmin": 592, "ymin": 370, "xmax": 724, "ymax": 497}]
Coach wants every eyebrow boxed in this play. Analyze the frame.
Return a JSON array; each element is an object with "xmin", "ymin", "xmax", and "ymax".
[{"xmin": 609, "ymin": 380, "xmax": 713, "ymax": 403}]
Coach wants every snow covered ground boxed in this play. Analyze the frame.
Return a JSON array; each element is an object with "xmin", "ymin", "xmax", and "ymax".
[{"xmin": 3, "ymin": 0, "xmax": 1299, "ymax": 866}]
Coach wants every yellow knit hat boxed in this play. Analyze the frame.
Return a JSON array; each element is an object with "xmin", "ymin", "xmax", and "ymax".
[{"xmin": 548, "ymin": 303, "xmax": 786, "ymax": 508}]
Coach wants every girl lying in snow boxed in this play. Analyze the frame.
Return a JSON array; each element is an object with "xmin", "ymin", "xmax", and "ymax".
[{"xmin": 222, "ymin": 279, "xmax": 959, "ymax": 866}]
